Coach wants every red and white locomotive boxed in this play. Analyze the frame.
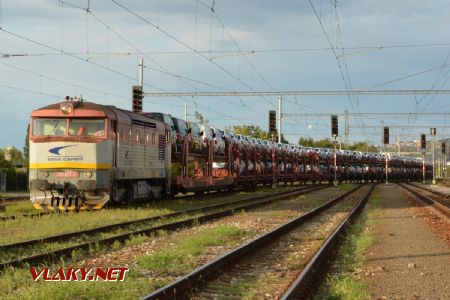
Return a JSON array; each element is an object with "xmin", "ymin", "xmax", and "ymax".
[{"xmin": 29, "ymin": 99, "xmax": 170, "ymax": 210}]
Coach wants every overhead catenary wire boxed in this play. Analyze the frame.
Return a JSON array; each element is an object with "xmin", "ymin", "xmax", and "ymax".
[
  {"xmin": 0, "ymin": 22, "xmax": 244, "ymax": 124},
  {"xmin": 5, "ymin": 43, "xmax": 450, "ymax": 58},
  {"xmin": 0, "ymin": 28, "xmax": 162, "ymax": 91},
  {"xmin": 198, "ymin": 0, "xmax": 277, "ymax": 107},
  {"xmin": 0, "ymin": 60, "xmax": 129, "ymax": 100},
  {"xmin": 0, "ymin": 1, "xmax": 251, "ymax": 122},
  {"xmin": 111, "ymin": 0, "xmax": 276, "ymax": 108},
  {"xmin": 308, "ymin": 0, "xmax": 355, "ymax": 113},
  {"xmin": 330, "ymin": 1, "xmax": 367, "ymax": 132},
  {"xmin": 371, "ymin": 63, "xmax": 450, "ymax": 88},
  {"xmin": 60, "ymin": 0, "xmax": 257, "ymax": 112},
  {"xmin": 0, "ymin": 82, "xmax": 63, "ymax": 99}
]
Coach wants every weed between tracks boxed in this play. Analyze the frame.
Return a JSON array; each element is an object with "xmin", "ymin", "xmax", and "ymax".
[
  {"xmin": 0, "ymin": 186, "xmax": 335, "ymax": 299},
  {"xmin": 0, "ymin": 200, "xmax": 35, "ymax": 217},
  {"xmin": 338, "ymin": 183, "xmax": 357, "ymax": 191},
  {"xmin": 0, "ymin": 212, "xmax": 197, "ymax": 262},
  {"xmin": 0, "ymin": 186, "xmax": 291, "ymax": 245},
  {"xmin": 138, "ymin": 225, "xmax": 245, "ymax": 273},
  {"xmin": 315, "ymin": 186, "xmax": 382, "ymax": 300},
  {"xmin": 0, "ymin": 225, "xmax": 245, "ymax": 300},
  {"xmin": 0, "ymin": 188, "xmax": 298, "ymax": 262}
]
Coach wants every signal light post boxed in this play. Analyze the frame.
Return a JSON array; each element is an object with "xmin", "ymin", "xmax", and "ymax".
[
  {"xmin": 132, "ymin": 85, "xmax": 143, "ymax": 113},
  {"xmin": 430, "ymin": 128, "xmax": 436, "ymax": 185},
  {"xmin": 331, "ymin": 115, "xmax": 338, "ymax": 187},
  {"xmin": 421, "ymin": 134, "xmax": 426, "ymax": 184},
  {"xmin": 269, "ymin": 110, "xmax": 277, "ymax": 189},
  {"xmin": 383, "ymin": 126, "xmax": 389, "ymax": 185},
  {"xmin": 269, "ymin": 110, "xmax": 277, "ymax": 135},
  {"xmin": 442, "ymin": 142, "xmax": 446, "ymax": 179}
]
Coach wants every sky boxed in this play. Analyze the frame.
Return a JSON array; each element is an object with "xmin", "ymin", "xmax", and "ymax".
[{"xmin": 1, "ymin": 0, "xmax": 450, "ymax": 151}]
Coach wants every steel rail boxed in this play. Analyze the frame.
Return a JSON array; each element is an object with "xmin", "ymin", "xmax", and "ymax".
[
  {"xmin": 0, "ymin": 211, "xmax": 50, "ymax": 222},
  {"xmin": 280, "ymin": 184, "xmax": 376, "ymax": 299},
  {"xmin": 0, "ymin": 183, "xmax": 299, "ymax": 222},
  {"xmin": 407, "ymin": 182, "xmax": 450, "ymax": 199},
  {"xmin": 398, "ymin": 183, "xmax": 450, "ymax": 217},
  {"xmin": 141, "ymin": 184, "xmax": 366, "ymax": 300},
  {"xmin": 0, "ymin": 185, "xmax": 321, "ymax": 251},
  {"xmin": 0, "ymin": 185, "xmax": 326, "ymax": 270}
]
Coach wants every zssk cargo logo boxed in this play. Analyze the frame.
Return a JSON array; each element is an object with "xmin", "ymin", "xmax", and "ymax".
[
  {"xmin": 47, "ymin": 145, "xmax": 83, "ymax": 162},
  {"xmin": 30, "ymin": 267, "xmax": 129, "ymax": 282}
]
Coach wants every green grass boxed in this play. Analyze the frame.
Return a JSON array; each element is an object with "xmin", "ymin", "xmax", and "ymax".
[
  {"xmin": 0, "ymin": 228, "xmax": 179, "ymax": 300},
  {"xmin": 0, "ymin": 200, "xmax": 35, "ymax": 217},
  {"xmin": 0, "ymin": 225, "xmax": 245, "ymax": 299},
  {"xmin": 0, "ymin": 186, "xmax": 286, "ymax": 245},
  {"xmin": 0, "ymin": 208, "xmax": 173, "ymax": 245},
  {"xmin": 0, "ymin": 185, "xmax": 332, "ymax": 300},
  {"xmin": 0, "ymin": 266, "xmax": 164, "ymax": 300},
  {"xmin": 216, "ymin": 277, "xmax": 259, "ymax": 300},
  {"xmin": 338, "ymin": 183, "xmax": 356, "ymax": 191},
  {"xmin": 138, "ymin": 225, "xmax": 244, "ymax": 273},
  {"xmin": 315, "ymin": 187, "xmax": 382, "ymax": 300},
  {"xmin": 0, "ymin": 184, "xmax": 295, "ymax": 261},
  {"xmin": 0, "ymin": 213, "xmax": 198, "ymax": 262}
]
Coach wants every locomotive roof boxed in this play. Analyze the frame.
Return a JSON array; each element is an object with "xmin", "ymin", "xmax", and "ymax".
[{"xmin": 31, "ymin": 100, "xmax": 165, "ymax": 128}]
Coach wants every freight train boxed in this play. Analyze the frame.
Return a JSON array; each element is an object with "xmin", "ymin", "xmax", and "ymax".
[{"xmin": 28, "ymin": 98, "xmax": 432, "ymax": 210}]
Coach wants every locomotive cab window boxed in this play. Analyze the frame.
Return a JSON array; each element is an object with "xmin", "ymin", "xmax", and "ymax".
[
  {"xmin": 68, "ymin": 119, "xmax": 105, "ymax": 136},
  {"xmin": 33, "ymin": 118, "xmax": 67, "ymax": 136}
]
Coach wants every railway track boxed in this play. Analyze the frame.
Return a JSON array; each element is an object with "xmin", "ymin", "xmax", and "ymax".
[
  {"xmin": 0, "ymin": 211, "xmax": 50, "ymax": 222},
  {"xmin": 0, "ymin": 184, "xmax": 327, "ymax": 270},
  {"xmin": 142, "ymin": 184, "xmax": 375, "ymax": 300},
  {"xmin": 0, "ymin": 183, "xmax": 303, "ymax": 222},
  {"xmin": 0, "ymin": 185, "xmax": 321, "ymax": 252},
  {"xmin": 398, "ymin": 182, "xmax": 450, "ymax": 217}
]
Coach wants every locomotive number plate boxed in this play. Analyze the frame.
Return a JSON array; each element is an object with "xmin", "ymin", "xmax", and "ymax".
[{"xmin": 54, "ymin": 171, "xmax": 79, "ymax": 178}]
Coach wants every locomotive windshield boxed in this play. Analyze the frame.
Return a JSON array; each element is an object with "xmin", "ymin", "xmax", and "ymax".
[
  {"xmin": 68, "ymin": 119, "xmax": 105, "ymax": 136},
  {"xmin": 32, "ymin": 118, "xmax": 105, "ymax": 137},
  {"xmin": 33, "ymin": 118, "xmax": 67, "ymax": 136}
]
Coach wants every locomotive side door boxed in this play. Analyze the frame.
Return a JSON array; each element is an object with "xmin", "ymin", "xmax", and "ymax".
[{"xmin": 111, "ymin": 120, "xmax": 118, "ymax": 168}]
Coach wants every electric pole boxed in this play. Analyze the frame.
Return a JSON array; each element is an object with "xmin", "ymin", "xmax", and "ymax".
[{"xmin": 278, "ymin": 95, "xmax": 282, "ymax": 143}]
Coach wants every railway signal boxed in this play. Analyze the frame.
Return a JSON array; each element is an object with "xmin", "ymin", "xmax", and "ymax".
[
  {"xmin": 331, "ymin": 115, "xmax": 338, "ymax": 137},
  {"xmin": 420, "ymin": 134, "xmax": 426, "ymax": 150},
  {"xmin": 132, "ymin": 85, "xmax": 143, "ymax": 113},
  {"xmin": 330, "ymin": 115, "xmax": 339, "ymax": 187},
  {"xmin": 383, "ymin": 127, "xmax": 389, "ymax": 145},
  {"xmin": 430, "ymin": 128, "xmax": 436, "ymax": 185},
  {"xmin": 269, "ymin": 110, "xmax": 277, "ymax": 134}
]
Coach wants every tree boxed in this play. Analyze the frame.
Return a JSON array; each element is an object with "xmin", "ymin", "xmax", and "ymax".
[
  {"xmin": 0, "ymin": 149, "xmax": 13, "ymax": 169},
  {"xmin": 194, "ymin": 111, "xmax": 209, "ymax": 125},
  {"xmin": 1, "ymin": 147, "xmax": 25, "ymax": 165},
  {"xmin": 298, "ymin": 137, "xmax": 377, "ymax": 152},
  {"xmin": 348, "ymin": 141, "xmax": 377, "ymax": 152},
  {"xmin": 23, "ymin": 124, "xmax": 30, "ymax": 164},
  {"xmin": 227, "ymin": 125, "xmax": 289, "ymax": 143},
  {"xmin": 298, "ymin": 137, "xmax": 334, "ymax": 148}
]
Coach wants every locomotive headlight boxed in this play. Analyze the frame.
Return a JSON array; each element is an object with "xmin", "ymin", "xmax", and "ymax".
[
  {"xmin": 42, "ymin": 171, "xmax": 49, "ymax": 178},
  {"xmin": 60, "ymin": 102, "xmax": 73, "ymax": 114},
  {"xmin": 85, "ymin": 171, "xmax": 93, "ymax": 178}
]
